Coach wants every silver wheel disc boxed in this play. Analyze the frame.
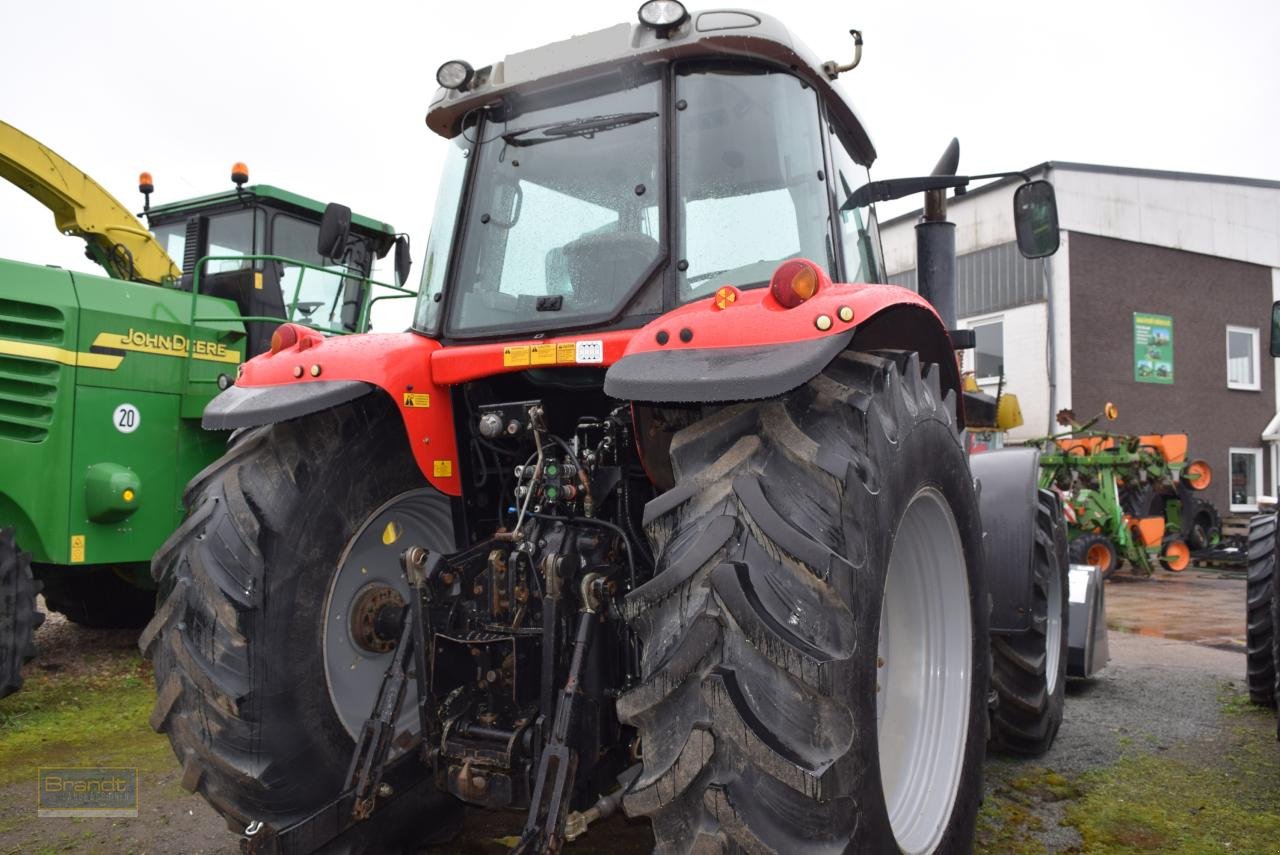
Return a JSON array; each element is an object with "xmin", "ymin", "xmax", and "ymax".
[
  {"xmin": 877, "ymin": 488, "xmax": 972, "ymax": 855},
  {"xmin": 322, "ymin": 488, "xmax": 455, "ymax": 744},
  {"xmin": 1045, "ymin": 552, "xmax": 1063, "ymax": 697}
]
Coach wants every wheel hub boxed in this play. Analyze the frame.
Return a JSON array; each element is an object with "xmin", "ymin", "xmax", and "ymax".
[{"xmin": 348, "ymin": 584, "xmax": 406, "ymax": 654}]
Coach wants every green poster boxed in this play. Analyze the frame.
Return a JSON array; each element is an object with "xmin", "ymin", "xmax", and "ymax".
[{"xmin": 1133, "ymin": 313, "xmax": 1173, "ymax": 384}]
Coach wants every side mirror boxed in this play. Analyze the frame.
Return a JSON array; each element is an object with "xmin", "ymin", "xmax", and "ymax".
[
  {"xmin": 1271, "ymin": 301, "xmax": 1280, "ymax": 357},
  {"xmin": 1013, "ymin": 180, "xmax": 1060, "ymax": 259},
  {"xmin": 318, "ymin": 202, "xmax": 352, "ymax": 260},
  {"xmin": 394, "ymin": 235, "xmax": 412, "ymax": 287}
]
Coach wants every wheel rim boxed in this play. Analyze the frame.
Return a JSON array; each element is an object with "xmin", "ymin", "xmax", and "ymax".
[
  {"xmin": 877, "ymin": 488, "xmax": 972, "ymax": 855},
  {"xmin": 1163, "ymin": 540, "xmax": 1190, "ymax": 571},
  {"xmin": 322, "ymin": 488, "xmax": 454, "ymax": 744},
  {"xmin": 1086, "ymin": 543, "xmax": 1110, "ymax": 569},
  {"xmin": 1045, "ymin": 549, "xmax": 1063, "ymax": 697}
]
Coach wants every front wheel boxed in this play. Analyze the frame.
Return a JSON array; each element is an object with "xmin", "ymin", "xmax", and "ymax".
[
  {"xmin": 1, "ymin": 527, "xmax": 43, "ymax": 699},
  {"xmin": 619, "ymin": 351, "xmax": 988, "ymax": 853},
  {"xmin": 989, "ymin": 489, "xmax": 1069, "ymax": 756},
  {"xmin": 141, "ymin": 395, "xmax": 459, "ymax": 846}
]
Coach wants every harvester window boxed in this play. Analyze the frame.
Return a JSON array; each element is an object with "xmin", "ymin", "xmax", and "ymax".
[
  {"xmin": 272, "ymin": 214, "xmax": 372, "ymax": 331},
  {"xmin": 205, "ymin": 210, "xmax": 264, "ymax": 274},
  {"xmin": 445, "ymin": 76, "xmax": 663, "ymax": 337},
  {"xmin": 675, "ymin": 64, "xmax": 830, "ymax": 300},
  {"xmin": 152, "ymin": 222, "xmax": 187, "ymax": 272}
]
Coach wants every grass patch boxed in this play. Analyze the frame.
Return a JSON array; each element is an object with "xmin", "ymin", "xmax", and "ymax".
[
  {"xmin": 0, "ymin": 652, "xmax": 171, "ymax": 788},
  {"xmin": 977, "ymin": 766, "xmax": 1081, "ymax": 854},
  {"xmin": 1066, "ymin": 747, "xmax": 1280, "ymax": 853}
]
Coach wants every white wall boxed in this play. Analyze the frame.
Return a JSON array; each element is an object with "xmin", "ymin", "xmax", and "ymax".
[{"xmin": 959, "ymin": 302, "xmax": 1051, "ymax": 440}]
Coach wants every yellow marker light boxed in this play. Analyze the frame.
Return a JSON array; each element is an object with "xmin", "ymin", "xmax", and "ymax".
[
  {"xmin": 122, "ymin": 488, "xmax": 136, "ymax": 503},
  {"xmin": 713, "ymin": 285, "xmax": 739, "ymax": 310},
  {"xmin": 310, "ymin": 364, "xmax": 322, "ymax": 377},
  {"xmin": 837, "ymin": 305, "xmax": 854, "ymax": 323},
  {"xmin": 815, "ymin": 314, "xmax": 833, "ymax": 331}
]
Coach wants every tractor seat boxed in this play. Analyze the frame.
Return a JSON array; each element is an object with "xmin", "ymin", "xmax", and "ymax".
[{"xmin": 559, "ymin": 231, "xmax": 658, "ymax": 303}]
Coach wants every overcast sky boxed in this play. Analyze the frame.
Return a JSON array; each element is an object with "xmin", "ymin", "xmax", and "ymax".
[{"xmin": 3, "ymin": 0, "xmax": 1277, "ymax": 327}]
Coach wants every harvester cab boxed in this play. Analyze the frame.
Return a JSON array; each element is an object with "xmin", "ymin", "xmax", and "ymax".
[
  {"xmin": 0, "ymin": 120, "xmax": 410, "ymax": 699},
  {"xmin": 143, "ymin": 7, "xmax": 1085, "ymax": 854}
]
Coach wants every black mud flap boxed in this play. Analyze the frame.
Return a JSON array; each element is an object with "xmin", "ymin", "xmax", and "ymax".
[
  {"xmin": 603, "ymin": 330, "xmax": 855, "ymax": 403},
  {"xmin": 970, "ymin": 446, "xmax": 1042, "ymax": 634},
  {"xmin": 202, "ymin": 380, "xmax": 374, "ymax": 430}
]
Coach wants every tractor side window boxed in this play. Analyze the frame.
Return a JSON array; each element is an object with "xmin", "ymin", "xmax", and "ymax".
[
  {"xmin": 829, "ymin": 123, "xmax": 885, "ymax": 283},
  {"xmin": 205, "ymin": 211, "xmax": 264, "ymax": 275},
  {"xmin": 414, "ymin": 135, "xmax": 469, "ymax": 335},
  {"xmin": 675, "ymin": 64, "xmax": 831, "ymax": 300}
]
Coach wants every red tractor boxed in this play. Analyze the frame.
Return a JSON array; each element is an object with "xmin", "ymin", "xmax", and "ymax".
[{"xmin": 142, "ymin": 6, "xmax": 1074, "ymax": 852}]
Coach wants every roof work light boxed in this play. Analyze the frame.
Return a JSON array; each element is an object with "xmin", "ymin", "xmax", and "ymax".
[
  {"xmin": 437, "ymin": 60, "xmax": 475, "ymax": 91},
  {"xmin": 637, "ymin": 1, "xmax": 688, "ymax": 35}
]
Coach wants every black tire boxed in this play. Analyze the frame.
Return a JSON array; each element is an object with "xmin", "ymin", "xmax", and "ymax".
[
  {"xmin": 618, "ymin": 351, "xmax": 989, "ymax": 853},
  {"xmin": 1183, "ymin": 499, "xmax": 1220, "ymax": 551},
  {"xmin": 37, "ymin": 565, "xmax": 155, "ymax": 629},
  {"xmin": 1068, "ymin": 532, "xmax": 1118, "ymax": 581},
  {"xmin": 1245, "ymin": 512, "xmax": 1277, "ymax": 706},
  {"xmin": 1121, "ymin": 485, "xmax": 1163, "ymax": 518},
  {"xmin": 141, "ymin": 396, "xmax": 459, "ymax": 848},
  {"xmin": 1, "ymin": 527, "xmax": 43, "ymax": 699},
  {"xmin": 989, "ymin": 489, "xmax": 1069, "ymax": 756}
]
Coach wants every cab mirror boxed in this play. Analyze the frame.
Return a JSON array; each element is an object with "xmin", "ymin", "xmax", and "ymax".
[
  {"xmin": 1272, "ymin": 301, "xmax": 1280, "ymax": 357},
  {"xmin": 1013, "ymin": 180, "xmax": 1060, "ymax": 259},
  {"xmin": 318, "ymin": 202, "xmax": 352, "ymax": 260},
  {"xmin": 394, "ymin": 235, "xmax": 412, "ymax": 287}
]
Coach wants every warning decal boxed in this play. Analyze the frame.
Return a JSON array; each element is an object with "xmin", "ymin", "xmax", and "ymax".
[
  {"xmin": 433, "ymin": 460, "xmax": 454, "ymax": 478},
  {"xmin": 531, "ymin": 344, "xmax": 556, "ymax": 365},
  {"xmin": 403, "ymin": 392, "xmax": 431, "ymax": 408},
  {"xmin": 503, "ymin": 345, "xmax": 530, "ymax": 367}
]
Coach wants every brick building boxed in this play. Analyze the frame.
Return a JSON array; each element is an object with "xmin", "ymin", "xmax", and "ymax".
[{"xmin": 880, "ymin": 163, "xmax": 1280, "ymax": 515}]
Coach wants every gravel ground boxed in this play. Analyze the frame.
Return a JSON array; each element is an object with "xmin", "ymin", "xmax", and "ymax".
[{"xmin": 1, "ymin": 609, "xmax": 1274, "ymax": 854}]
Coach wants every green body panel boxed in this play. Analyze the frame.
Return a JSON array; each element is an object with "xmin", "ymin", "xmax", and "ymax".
[{"xmin": 0, "ymin": 258, "xmax": 241, "ymax": 566}]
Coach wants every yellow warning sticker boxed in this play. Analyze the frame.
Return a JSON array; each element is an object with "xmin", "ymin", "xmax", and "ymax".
[
  {"xmin": 382, "ymin": 521, "xmax": 402, "ymax": 545},
  {"xmin": 433, "ymin": 460, "xmax": 454, "ymax": 478},
  {"xmin": 531, "ymin": 344, "xmax": 557, "ymax": 366},
  {"xmin": 70, "ymin": 534, "xmax": 86, "ymax": 563},
  {"xmin": 402, "ymin": 392, "xmax": 431, "ymax": 408},
  {"xmin": 253, "ymin": 271, "xmax": 264, "ymax": 290},
  {"xmin": 556, "ymin": 342, "xmax": 577, "ymax": 363},
  {"xmin": 503, "ymin": 345, "xmax": 530, "ymax": 367}
]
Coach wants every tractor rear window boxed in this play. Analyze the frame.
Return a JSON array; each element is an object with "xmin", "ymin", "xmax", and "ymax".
[
  {"xmin": 675, "ymin": 65, "xmax": 832, "ymax": 301},
  {"xmin": 443, "ymin": 76, "xmax": 663, "ymax": 338}
]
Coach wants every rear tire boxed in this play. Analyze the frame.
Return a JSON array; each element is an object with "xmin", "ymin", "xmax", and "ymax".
[
  {"xmin": 619, "ymin": 351, "xmax": 988, "ymax": 854},
  {"xmin": 1, "ymin": 527, "xmax": 43, "ymax": 699},
  {"xmin": 989, "ymin": 489, "xmax": 1069, "ymax": 756},
  {"xmin": 1245, "ymin": 513, "xmax": 1277, "ymax": 706},
  {"xmin": 1069, "ymin": 532, "xmax": 1118, "ymax": 581},
  {"xmin": 141, "ymin": 396, "xmax": 459, "ymax": 847},
  {"xmin": 38, "ymin": 565, "xmax": 154, "ymax": 629}
]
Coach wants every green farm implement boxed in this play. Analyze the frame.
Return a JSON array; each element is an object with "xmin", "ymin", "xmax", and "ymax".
[
  {"xmin": 0, "ymin": 121, "xmax": 413, "ymax": 697},
  {"xmin": 1031, "ymin": 405, "xmax": 1216, "ymax": 579}
]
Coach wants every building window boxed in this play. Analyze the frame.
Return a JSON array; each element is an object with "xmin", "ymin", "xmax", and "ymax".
[
  {"xmin": 1229, "ymin": 447, "xmax": 1264, "ymax": 511},
  {"xmin": 1227, "ymin": 326, "xmax": 1260, "ymax": 390},
  {"xmin": 971, "ymin": 320, "xmax": 1004, "ymax": 382}
]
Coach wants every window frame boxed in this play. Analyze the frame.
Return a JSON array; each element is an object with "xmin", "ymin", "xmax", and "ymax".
[
  {"xmin": 1226, "ymin": 325, "xmax": 1261, "ymax": 391},
  {"xmin": 966, "ymin": 315, "xmax": 1006, "ymax": 386},
  {"xmin": 1229, "ymin": 446, "xmax": 1264, "ymax": 512}
]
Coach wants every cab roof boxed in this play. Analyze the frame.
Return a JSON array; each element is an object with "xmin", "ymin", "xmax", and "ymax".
[
  {"xmin": 147, "ymin": 184, "xmax": 395, "ymax": 237},
  {"xmin": 425, "ymin": 8, "xmax": 876, "ymax": 166}
]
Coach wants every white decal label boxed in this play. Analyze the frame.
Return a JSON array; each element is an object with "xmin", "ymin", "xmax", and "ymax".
[
  {"xmin": 113, "ymin": 403, "xmax": 140, "ymax": 434},
  {"xmin": 575, "ymin": 340, "xmax": 604, "ymax": 364}
]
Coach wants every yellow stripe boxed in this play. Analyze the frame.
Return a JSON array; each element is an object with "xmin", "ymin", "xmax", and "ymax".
[{"xmin": 0, "ymin": 338, "xmax": 122, "ymax": 370}]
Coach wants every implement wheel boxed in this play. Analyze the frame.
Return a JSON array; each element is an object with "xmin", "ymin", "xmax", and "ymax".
[
  {"xmin": 1069, "ymin": 532, "xmax": 1118, "ymax": 581},
  {"xmin": 1245, "ymin": 513, "xmax": 1278, "ymax": 706},
  {"xmin": 1159, "ymin": 538, "xmax": 1191, "ymax": 572},
  {"xmin": 142, "ymin": 397, "xmax": 459, "ymax": 847},
  {"xmin": 619, "ymin": 351, "xmax": 988, "ymax": 853},
  {"xmin": 989, "ymin": 489, "xmax": 1069, "ymax": 756},
  {"xmin": 1, "ymin": 527, "xmax": 43, "ymax": 699}
]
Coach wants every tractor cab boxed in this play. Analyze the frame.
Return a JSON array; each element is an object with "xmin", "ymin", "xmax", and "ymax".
[
  {"xmin": 413, "ymin": 11, "xmax": 887, "ymax": 342},
  {"xmin": 145, "ymin": 178, "xmax": 399, "ymax": 354}
]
